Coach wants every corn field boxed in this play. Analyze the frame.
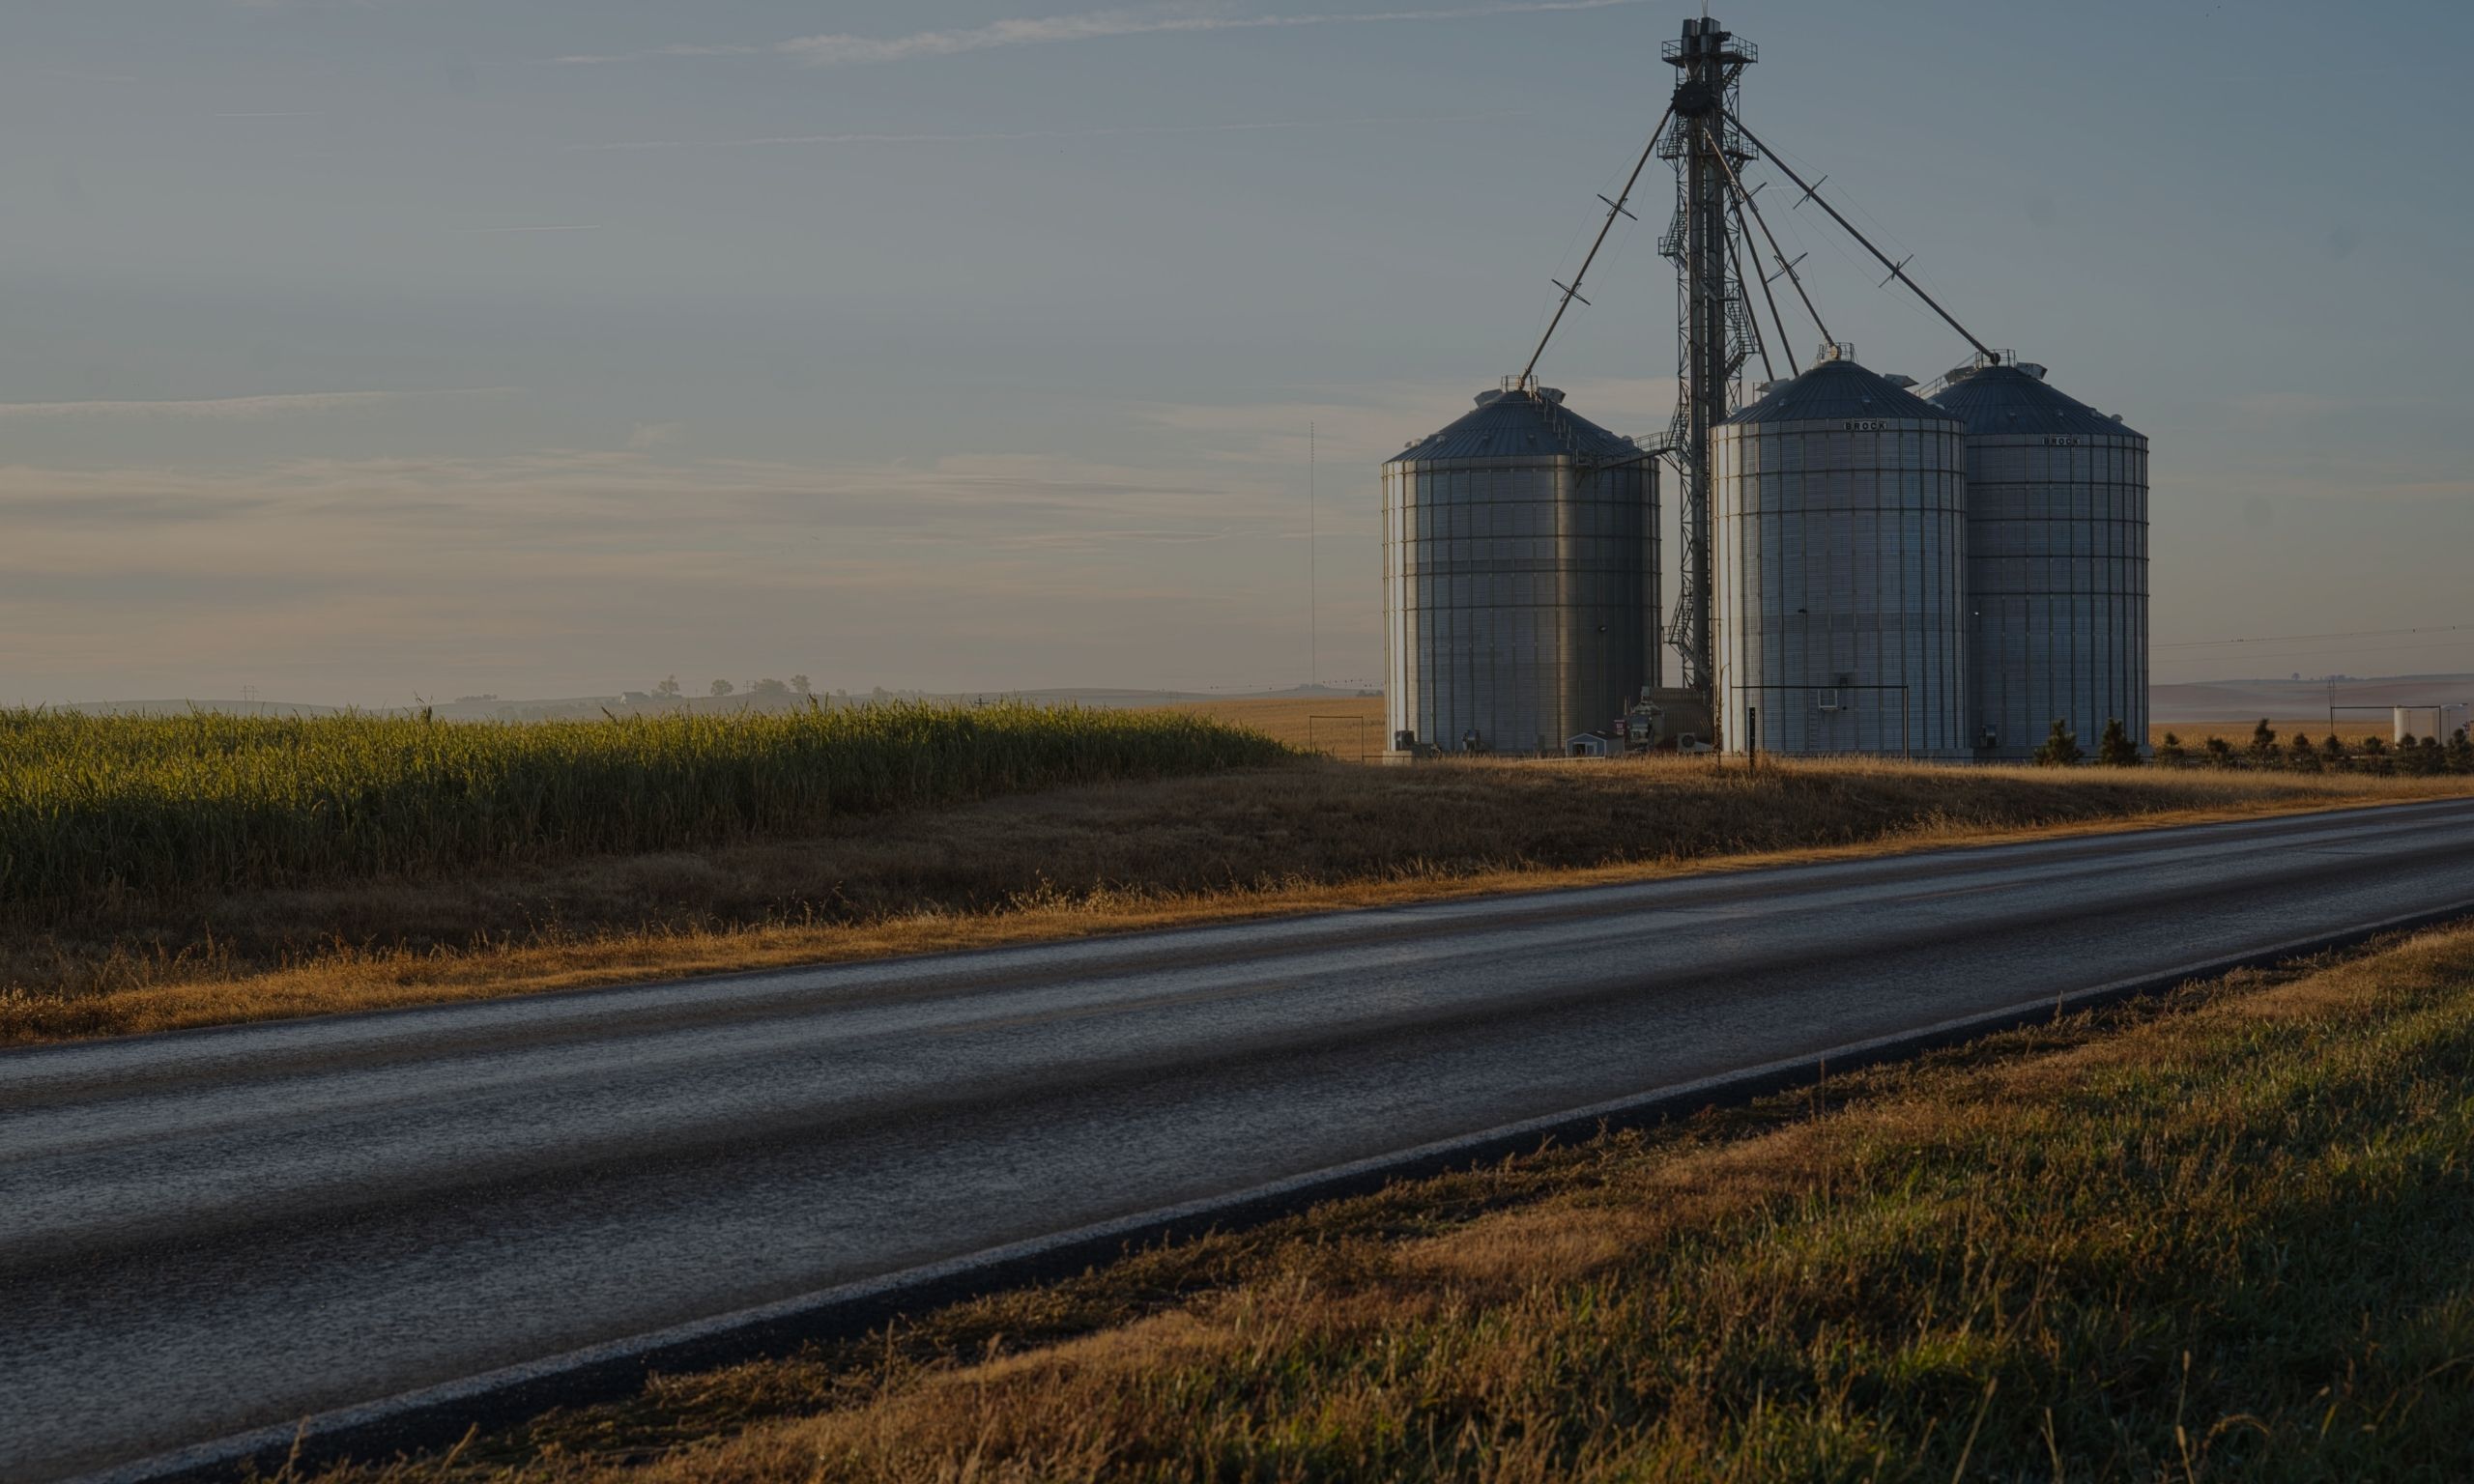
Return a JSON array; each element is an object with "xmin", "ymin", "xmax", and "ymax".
[{"xmin": 0, "ymin": 703, "xmax": 1290, "ymax": 908}]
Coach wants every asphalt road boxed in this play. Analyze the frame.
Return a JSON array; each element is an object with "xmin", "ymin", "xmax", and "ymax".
[{"xmin": 11, "ymin": 798, "xmax": 2474, "ymax": 1482}]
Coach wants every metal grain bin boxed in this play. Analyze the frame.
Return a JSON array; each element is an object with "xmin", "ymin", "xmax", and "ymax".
[
  {"xmin": 1928, "ymin": 361, "xmax": 2148, "ymax": 760},
  {"xmin": 1383, "ymin": 385, "xmax": 1659, "ymax": 755},
  {"xmin": 1712, "ymin": 347, "xmax": 1971, "ymax": 756}
]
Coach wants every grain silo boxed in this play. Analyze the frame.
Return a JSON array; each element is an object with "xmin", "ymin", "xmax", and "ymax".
[
  {"xmin": 1383, "ymin": 384, "xmax": 1658, "ymax": 754},
  {"xmin": 1712, "ymin": 346, "xmax": 1970, "ymax": 756},
  {"xmin": 1927, "ymin": 359, "xmax": 2148, "ymax": 760}
]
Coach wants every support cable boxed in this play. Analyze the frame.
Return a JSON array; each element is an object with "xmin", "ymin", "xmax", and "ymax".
[
  {"xmin": 1517, "ymin": 103, "xmax": 1676, "ymax": 390},
  {"xmin": 1722, "ymin": 174, "xmax": 1792, "ymax": 379},
  {"xmin": 1703, "ymin": 128, "xmax": 1829, "ymax": 352},
  {"xmin": 1723, "ymin": 221, "xmax": 1774, "ymax": 384},
  {"xmin": 1722, "ymin": 107, "xmax": 1992, "ymax": 357}
]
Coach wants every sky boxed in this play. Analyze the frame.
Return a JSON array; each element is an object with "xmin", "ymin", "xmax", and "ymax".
[{"xmin": 3, "ymin": 0, "xmax": 2470, "ymax": 705}]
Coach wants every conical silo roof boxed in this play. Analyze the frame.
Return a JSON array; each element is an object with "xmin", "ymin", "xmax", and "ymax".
[
  {"xmin": 1927, "ymin": 363, "xmax": 2143, "ymax": 441},
  {"xmin": 1722, "ymin": 355, "xmax": 1951, "ymax": 425},
  {"xmin": 1388, "ymin": 386, "xmax": 1640, "ymax": 464}
]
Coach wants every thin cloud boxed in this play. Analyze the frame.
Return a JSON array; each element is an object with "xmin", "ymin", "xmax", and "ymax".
[
  {"xmin": 557, "ymin": 0, "xmax": 1647, "ymax": 67},
  {"xmin": 453, "ymin": 224, "xmax": 605, "ymax": 234},
  {"xmin": 780, "ymin": 1, "xmax": 1646, "ymax": 64},
  {"xmin": 0, "ymin": 391, "xmax": 495, "ymax": 422},
  {"xmin": 575, "ymin": 111, "xmax": 1522, "ymax": 152},
  {"xmin": 551, "ymin": 43, "xmax": 765, "ymax": 65}
]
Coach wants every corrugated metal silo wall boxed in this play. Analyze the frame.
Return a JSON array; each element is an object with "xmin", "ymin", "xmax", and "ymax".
[
  {"xmin": 1966, "ymin": 432, "xmax": 2149, "ymax": 759},
  {"xmin": 1712, "ymin": 417, "xmax": 1971, "ymax": 756},
  {"xmin": 1383, "ymin": 455, "xmax": 1658, "ymax": 754}
]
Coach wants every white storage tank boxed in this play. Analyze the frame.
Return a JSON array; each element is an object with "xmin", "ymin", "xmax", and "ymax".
[
  {"xmin": 1712, "ymin": 346, "xmax": 1971, "ymax": 756},
  {"xmin": 1383, "ymin": 385, "xmax": 1658, "ymax": 755},
  {"xmin": 1928, "ymin": 359, "xmax": 2148, "ymax": 760}
]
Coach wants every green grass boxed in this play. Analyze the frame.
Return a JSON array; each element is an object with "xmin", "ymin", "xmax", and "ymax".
[
  {"xmin": 311, "ymin": 928, "xmax": 2474, "ymax": 1483},
  {"xmin": 0, "ymin": 702, "xmax": 1288, "ymax": 909}
]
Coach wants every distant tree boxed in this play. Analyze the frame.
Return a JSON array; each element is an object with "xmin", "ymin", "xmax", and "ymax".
[
  {"xmin": 2202, "ymin": 736, "xmax": 2235, "ymax": 768},
  {"xmin": 709, "ymin": 678, "xmax": 734, "ymax": 698},
  {"xmin": 2451, "ymin": 728, "xmax": 2474, "ymax": 775},
  {"xmin": 2247, "ymin": 719, "xmax": 2279, "ymax": 766},
  {"xmin": 2155, "ymin": 731, "xmax": 2188, "ymax": 767},
  {"xmin": 2034, "ymin": 718, "xmax": 2083, "ymax": 767},
  {"xmin": 2287, "ymin": 732, "xmax": 2322, "ymax": 773},
  {"xmin": 2360, "ymin": 734, "xmax": 2389, "ymax": 757},
  {"xmin": 2097, "ymin": 718, "xmax": 2141, "ymax": 767},
  {"xmin": 2321, "ymin": 734, "xmax": 2348, "ymax": 768},
  {"xmin": 790, "ymin": 674, "xmax": 813, "ymax": 696},
  {"xmin": 2406, "ymin": 735, "xmax": 2447, "ymax": 777},
  {"xmin": 655, "ymin": 675, "xmax": 682, "ymax": 699},
  {"xmin": 750, "ymin": 677, "xmax": 791, "ymax": 699}
]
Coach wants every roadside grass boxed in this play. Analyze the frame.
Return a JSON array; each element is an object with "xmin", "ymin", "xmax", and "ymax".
[
  {"xmin": 7, "ymin": 759, "xmax": 2472, "ymax": 1045},
  {"xmin": 295, "ymin": 924, "xmax": 2474, "ymax": 1484}
]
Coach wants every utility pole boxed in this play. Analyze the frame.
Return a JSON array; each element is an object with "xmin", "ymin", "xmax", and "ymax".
[{"xmin": 1308, "ymin": 420, "xmax": 1318, "ymax": 690}]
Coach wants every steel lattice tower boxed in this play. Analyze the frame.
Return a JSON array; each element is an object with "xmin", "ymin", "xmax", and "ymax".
[{"xmin": 1657, "ymin": 18, "xmax": 1757, "ymax": 703}]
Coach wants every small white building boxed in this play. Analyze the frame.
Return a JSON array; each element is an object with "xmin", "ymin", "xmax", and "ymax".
[{"xmin": 2394, "ymin": 705, "xmax": 2453, "ymax": 744}]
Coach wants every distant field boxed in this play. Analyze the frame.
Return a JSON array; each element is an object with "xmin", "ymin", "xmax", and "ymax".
[
  {"xmin": 1158, "ymin": 696, "xmax": 1387, "ymax": 756},
  {"xmin": 2154, "ymin": 718, "xmax": 2400, "ymax": 747}
]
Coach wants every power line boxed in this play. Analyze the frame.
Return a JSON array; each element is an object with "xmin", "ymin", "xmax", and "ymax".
[{"xmin": 2156, "ymin": 622, "xmax": 2474, "ymax": 651}]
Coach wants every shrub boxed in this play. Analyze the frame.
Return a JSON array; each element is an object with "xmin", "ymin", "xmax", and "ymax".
[
  {"xmin": 2097, "ymin": 718, "xmax": 2142, "ymax": 767},
  {"xmin": 2034, "ymin": 719, "xmax": 2084, "ymax": 767}
]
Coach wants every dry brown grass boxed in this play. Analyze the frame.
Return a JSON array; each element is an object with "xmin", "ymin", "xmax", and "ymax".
[
  {"xmin": 1155, "ymin": 698, "xmax": 1386, "ymax": 757},
  {"xmin": 1165, "ymin": 704, "xmax": 2420, "ymax": 759},
  {"xmin": 1167, "ymin": 704, "xmax": 2410, "ymax": 759},
  {"xmin": 2152, "ymin": 718, "xmax": 2399, "ymax": 748},
  {"xmin": 300, "ymin": 924, "xmax": 2474, "ymax": 1483},
  {"xmin": 7, "ymin": 757, "xmax": 2469, "ymax": 1046}
]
